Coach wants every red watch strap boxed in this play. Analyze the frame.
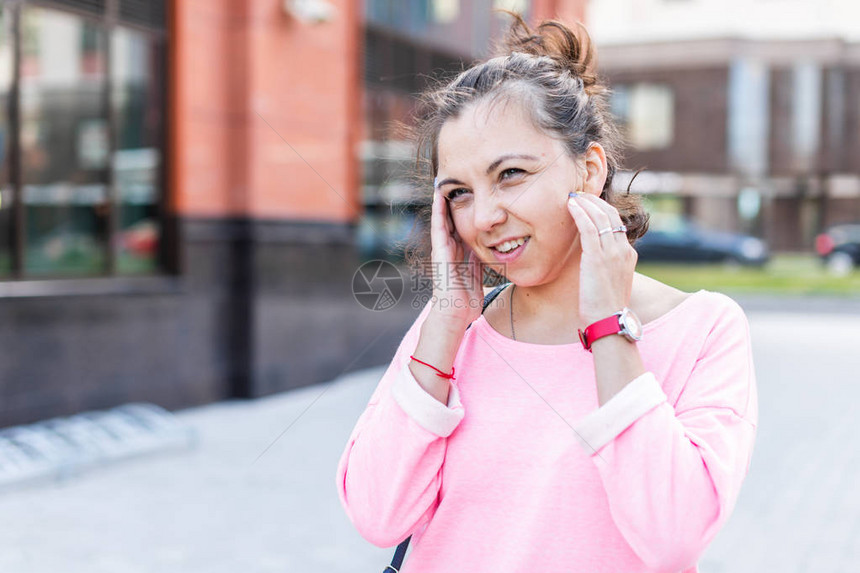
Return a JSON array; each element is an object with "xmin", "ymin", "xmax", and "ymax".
[{"xmin": 578, "ymin": 314, "xmax": 621, "ymax": 351}]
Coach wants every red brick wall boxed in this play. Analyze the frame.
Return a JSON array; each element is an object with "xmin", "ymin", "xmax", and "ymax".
[
  {"xmin": 532, "ymin": 0, "xmax": 587, "ymax": 24},
  {"xmin": 167, "ymin": 0, "xmax": 589, "ymax": 222},
  {"xmin": 170, "ymin": 0, "xmax": 361, "ymax": 222}
]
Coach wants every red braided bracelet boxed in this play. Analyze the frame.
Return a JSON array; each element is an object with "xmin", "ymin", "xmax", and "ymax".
[{"xmin": 409, "ymin": 355, "xmax": 456, "ymax": 380}]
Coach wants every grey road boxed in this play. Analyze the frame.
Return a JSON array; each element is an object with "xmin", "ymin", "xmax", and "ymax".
[{"xmin": 0, "ymin": 308, "xmax": 857, "ymax": 572}]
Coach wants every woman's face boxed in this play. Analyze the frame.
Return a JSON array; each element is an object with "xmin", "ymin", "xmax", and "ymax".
[{"xmin": 436, "ymin": 97, "xmax": 600, "ymax": 286}]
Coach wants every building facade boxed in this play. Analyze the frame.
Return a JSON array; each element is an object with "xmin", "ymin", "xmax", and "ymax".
[
  {"xmin": 588, "ymin": 0, "xmax": 860, "ymax": 250},
  {"xmin": 0, "ymin": 0, "xmax": 585, "ymax": 427}
]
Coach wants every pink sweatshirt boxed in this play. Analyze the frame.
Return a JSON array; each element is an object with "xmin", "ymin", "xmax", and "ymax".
[{"xmin": 337, "ymin": 289, "xmax": 758, "ymax": 572}]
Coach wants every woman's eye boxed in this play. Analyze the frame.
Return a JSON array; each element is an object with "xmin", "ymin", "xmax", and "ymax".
[
  {"xmin": 500, "ymin": 168, "xmax": 525, "ymax": 181},
  {"xmin": 446, "ymin": 188, "xmax": 469, "ymax": 201}
]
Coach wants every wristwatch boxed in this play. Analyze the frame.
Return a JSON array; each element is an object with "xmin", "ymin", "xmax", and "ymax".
[{"xmin": 578, "ymin": 307, "xmax": 643, "ymax": 351}]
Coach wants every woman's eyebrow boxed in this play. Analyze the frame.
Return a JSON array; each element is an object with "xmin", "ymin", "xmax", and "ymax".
[
  {"xmin": 435, "ymin": 154, "xmax": 539, "ymax": 188},
  {"xmin": 435, "ymin": 177, "xmax": 466, "ymax": 188},
  {"xmin": 486, "ymin": 153, "xmax": 539, "ymax": 174}
]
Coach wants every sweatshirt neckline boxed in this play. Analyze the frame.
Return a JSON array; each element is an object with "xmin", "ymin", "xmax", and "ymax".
[{"xmin": 473, "ymin": 289, "xmax": 709, "ymax": 352}]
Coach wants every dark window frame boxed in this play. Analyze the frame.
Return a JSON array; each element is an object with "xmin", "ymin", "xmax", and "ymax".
[{"xmin": 1, "ymin": 0, "xmax": 174, "ymax": 283}]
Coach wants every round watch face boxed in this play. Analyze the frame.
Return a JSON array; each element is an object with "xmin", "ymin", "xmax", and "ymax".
[{"xmin": 620, "ymin": 308, "xmax": 643, "ymax": 340}]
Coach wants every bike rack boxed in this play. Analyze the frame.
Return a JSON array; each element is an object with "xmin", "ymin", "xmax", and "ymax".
[{"xmin": 0, "ymin": 403, "xmax": 195, "ymax": 489}]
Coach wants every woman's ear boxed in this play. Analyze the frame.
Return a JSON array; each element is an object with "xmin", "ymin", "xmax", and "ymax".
[{"xmin": 581, "ymin": 143, "xmax": 608, "ymax": 197}]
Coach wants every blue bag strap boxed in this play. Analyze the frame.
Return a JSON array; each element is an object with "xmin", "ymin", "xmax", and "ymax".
[
  {"xmin": 384, "ymin": 538, "xmax": 410, "ymax": 572},
  {"xmin": 464, "ymin": 282, "xmax": 511, "ymax": 331},
  {"xmin": 481, "ymin": 282, "xmax": 511, "ymax": 313},
  {"xmin": 384, "ymin": 283, "xmax": 511, "ymax": 571}
]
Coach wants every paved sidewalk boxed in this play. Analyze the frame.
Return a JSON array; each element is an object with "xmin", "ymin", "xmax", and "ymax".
[
  {"xmin": 0, "ymin": 366, "xmax": 391, "ymax": 573},
  {"xmin": 0, "ymin": 308, "xmax": 857, "ymax": 572}
]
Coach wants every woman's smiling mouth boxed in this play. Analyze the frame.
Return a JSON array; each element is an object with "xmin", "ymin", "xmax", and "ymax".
[{"xmin": 489, "ymin": 236, "xmax": 530, "ymax": 261}]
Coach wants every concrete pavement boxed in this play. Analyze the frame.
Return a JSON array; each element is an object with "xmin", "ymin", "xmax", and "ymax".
[{"xmin": 0, "ymin": 306, "xmax": 858, "ymax": 572}]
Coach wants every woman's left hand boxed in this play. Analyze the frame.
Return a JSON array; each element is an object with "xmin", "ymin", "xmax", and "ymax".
[{"xmin": 566, "ymin": 192, "xmax": 638, "ymax": 324}]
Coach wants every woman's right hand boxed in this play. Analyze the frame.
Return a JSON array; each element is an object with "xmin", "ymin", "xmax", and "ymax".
[{"xmin": 427, "ymin": 187, "xmax": 485, "ymax": 331}]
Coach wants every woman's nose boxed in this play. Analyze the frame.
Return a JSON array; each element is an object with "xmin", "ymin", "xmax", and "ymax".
[{"xmin": 472, "ymin": 189, "xmax": 506, "ymax": 232}]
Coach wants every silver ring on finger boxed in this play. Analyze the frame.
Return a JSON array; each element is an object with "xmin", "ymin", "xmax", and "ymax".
[{"xmin": 598, "ymin": 225, "xmax": 626, "ymax": 236}]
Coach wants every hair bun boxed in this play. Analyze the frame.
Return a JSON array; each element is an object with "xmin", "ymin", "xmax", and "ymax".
[{"xmin": 501, "ymin": 12, "xmax": 602, "ymax": 95}]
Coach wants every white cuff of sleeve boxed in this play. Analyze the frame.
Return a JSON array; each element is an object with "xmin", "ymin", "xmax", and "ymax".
[
  {"xmin": 574, "ymin": 372, "xmax": 667, "ymax": 455},
  {"xmin": 390, "ymin": 361, "xmax": 465, "ymax": 438}
]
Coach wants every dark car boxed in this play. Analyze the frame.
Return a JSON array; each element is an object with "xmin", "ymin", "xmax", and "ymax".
[
  {"xmin": 815, "ymin": 223, "xmax": 860, "ymax": 275},
  {"xmin": 634, "ymin": 216, "xmax": 769, "ymax": 266}
]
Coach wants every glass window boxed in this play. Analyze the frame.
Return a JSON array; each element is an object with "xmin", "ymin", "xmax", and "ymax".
[
  {"xmin": 21, "ymin": 7, "xmax": 109, "ymax": 276},
  {"xmin": 610, "ymin": 84, "xmax": 630, "ymax": 122},
  {"xmin": 432, "ymin": 0, "xmax": 459, "ymax": 24},
  {"xmin": 0, "ymin": 7, "xmax": 13, "ymax": 277},
  {"xmin": 0, "ymin": 2, "xmax": 167, "ymax": 281},
  {"xmin": 493, "ymin": 0, "xmax": 530, "ymax": 13},
  {"xmin": 612, "ymin": 83, "xmax": 675, "ymax": 151},
  {"xmin": 792, "ymin": 61, "xmax": 822, "ymax": 170},
  {"xmin": 112, "ymin": 26, "xmax": 162, "ymax": 274},
  {"xmin": 728, "ymin": 58, "xmax": 769, "ymax": 177}
]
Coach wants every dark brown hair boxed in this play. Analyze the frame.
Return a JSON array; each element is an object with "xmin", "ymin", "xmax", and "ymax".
[{"xmin": 402, "ymin": 13, "xmax": 648, "ymax": 276}]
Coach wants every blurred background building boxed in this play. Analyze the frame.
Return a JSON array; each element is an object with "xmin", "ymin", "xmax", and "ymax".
[
  {"xmin": 0, "ymin": 0, "xmax": 855, "ymax": 427},
  {"xmin": 588, "ymin": 0, "xmax": 860, "ymax": 250},
  {"xmin": 0, "ymin": 0, "xmax": 583, "ymax": 427}
]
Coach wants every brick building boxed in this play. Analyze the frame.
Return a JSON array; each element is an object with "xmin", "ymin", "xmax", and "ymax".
[
  {"xmin": 0, "ymin": 0, "xmax": 585, "ymax": 427},
  {"xmin": 589, "ymin": 0, "xmax": 860, "ymax": 250}
]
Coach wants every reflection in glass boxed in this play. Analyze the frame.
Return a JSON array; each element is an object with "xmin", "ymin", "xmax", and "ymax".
[
  {"xmin": 0, "ymin": 8, "xmax": 13, "ymax": 275},
  {"xmin": 112, "ymin": 26, "xmax": 162, "ymax": 274},
  {"xmin": 610, "ymin": 83, "xmax": 675, "ymax": 151},
  {"xmin": 21, "ymin": 7, "xmax": 108, "ymax": 275}
]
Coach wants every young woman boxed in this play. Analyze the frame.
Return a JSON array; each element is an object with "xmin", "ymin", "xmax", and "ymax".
[{"xmin": 337, "ymin": 16, "xmax": 757, "ymax": 573}]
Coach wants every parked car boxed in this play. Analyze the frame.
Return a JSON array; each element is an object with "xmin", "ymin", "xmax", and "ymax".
[
  {"xmin": 815, "ymin": 223, "xmax": 860, "ymax": 275},
  {"xmin": 634, "ymin": 216, "xmax": 770, "ymax": 266}
]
